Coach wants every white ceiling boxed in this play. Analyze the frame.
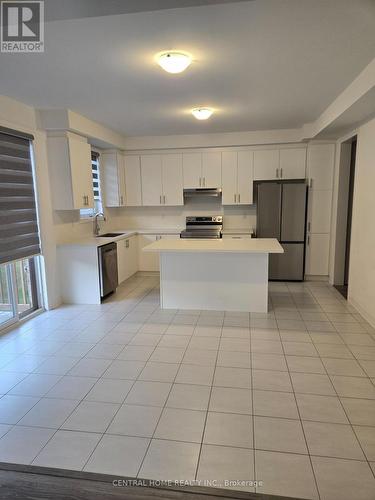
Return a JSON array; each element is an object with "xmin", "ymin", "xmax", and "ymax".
[{"xmin": 0, "ymin": 0, "xmax": 374, "ymax": 137}]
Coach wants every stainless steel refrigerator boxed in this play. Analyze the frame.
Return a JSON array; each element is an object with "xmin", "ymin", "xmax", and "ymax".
[{"xmin": 255, "ymin": 181, "xmax": 308, "ymax": 281}]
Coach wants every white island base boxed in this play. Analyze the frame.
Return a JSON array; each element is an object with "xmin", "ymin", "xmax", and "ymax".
[{"xmin": 144, "ymin": 238, "xmax": 284, "ymax": 313}]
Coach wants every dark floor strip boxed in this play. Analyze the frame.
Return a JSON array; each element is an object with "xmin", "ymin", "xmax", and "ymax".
[{"xmin": 0, "ymin": 462, "xmax": 307, "ymax": 500}]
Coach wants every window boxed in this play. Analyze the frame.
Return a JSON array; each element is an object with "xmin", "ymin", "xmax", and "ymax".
[
  {"xmin": 80, "ymin": 151, "xmax": 103, "ymax": 218},
  {"xmin": 0, "ymin": 127, "xmax": 42, "ymax": 330}
]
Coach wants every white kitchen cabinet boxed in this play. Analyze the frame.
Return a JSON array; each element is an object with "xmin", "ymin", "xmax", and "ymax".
[
  {"xmin": 138, "ymin": 233, "xmax": 180, "ymax": 271},
  {"xmin": 117, "ymin": 235, "xmax": 138, "ymax": 283},
  {"xmin": 305, "ymin": 144, "xmax": 335, "ymax": 276},
  {"xmin": 183, "ymin": 152, "xmax": 221, "ymax": 188},
  {"xmin": 124, "ymin": 156, "xmax": 142, "ymax": 206},
  {"xmin": 222, "ymin": 151, "xmax": 254, "ymax": 205},
  {"xmin": 162, "ymin": 154, "xmax": 183, "ymax": 206},
  {"xmin": 308, "ymin": 189, "xmax": 332, "ymax": 233},
  {"xmin": 253, "ymin": 149, "xmax": 280, "ymax": 180},
  {"xmin": 279, "ymin": 148, "xmax": 306, "ymax": 179},
  {"xmin": 305, "ymin": 233, "xmax": 330, "ymax": 275},
  {"xmin": 140, "ymin": 155, "xmax": 163, "ymax": 206},
  {"xmin": 47, "ymin": 133, "xmax": 93, "ymax": 210},
  {"xmin": 202, "ymin": 152, "xmax": 222, "ymax": 188},
  {"xmin": 183, "ymin": 153, "xmax": 202, "ymax": 188},
  {"xmin": 141, "ymin": 154, "xmax": 183, "ymax": 206},
  {"xmin": 102, "ymin": 151, "xmax": 126, "ymax": 207}
]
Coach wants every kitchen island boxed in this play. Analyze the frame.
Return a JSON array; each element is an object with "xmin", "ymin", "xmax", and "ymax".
[{"xmin": 143, "ymin": 238, "xmax": 283, "ymax": 312}]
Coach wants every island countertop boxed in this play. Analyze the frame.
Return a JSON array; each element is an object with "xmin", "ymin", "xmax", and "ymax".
[{"xmin": 143, "ymin": 237, "xmax": 283, "ymax": 254}]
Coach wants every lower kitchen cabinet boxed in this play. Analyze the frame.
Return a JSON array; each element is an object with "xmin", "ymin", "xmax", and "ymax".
[
  {"xmin": 138, "ymin": 233, "xmax": 180, "ymax": 272},
  {"xmin": 305, "ymin": 233, "xmax": 330, "ymax": 276},
  {"xmin": 117, "ymin": 235, "xmax": 138, "ymax": 283}
]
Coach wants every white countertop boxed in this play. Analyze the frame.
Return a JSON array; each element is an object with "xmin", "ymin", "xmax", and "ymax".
[
  {"xmin": 221, "ymin": 229, "xmax": 254, "ymax": 235},
  {"xmin": 58, "ymin": 228, "xmax": 182, "ymax": 248},
  {"xmin": 143, "ymin": 238, "xmax": 283, "ymax": 254}
]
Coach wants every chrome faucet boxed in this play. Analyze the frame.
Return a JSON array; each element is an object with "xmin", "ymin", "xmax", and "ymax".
[{"xmin": 93, "ymin": 212, "xmax": 106, "ymax": 237}]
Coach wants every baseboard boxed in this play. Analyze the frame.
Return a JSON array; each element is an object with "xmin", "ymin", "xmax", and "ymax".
[
  {"xmin": 347, "ymin": 296, "xmax": 375, "ymax": 329},
  {"xmin": 304, "ymin": 275, "xmax": 329, "ymax": 282}
]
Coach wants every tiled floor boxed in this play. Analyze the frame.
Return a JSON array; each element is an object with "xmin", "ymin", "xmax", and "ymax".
[{"xmin": 0, "ymin": 274, "xmax": 374, "ymax": 500}]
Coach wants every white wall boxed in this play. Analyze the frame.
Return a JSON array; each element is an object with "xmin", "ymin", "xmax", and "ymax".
[{"xmin": 347, "ymin": 117, "xmax": 375, "ymax": 326}]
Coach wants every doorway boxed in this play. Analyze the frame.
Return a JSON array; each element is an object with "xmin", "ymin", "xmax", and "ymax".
[{"xmin": 333, "ymin": 137, "xmax": 357, "ymax": 298}]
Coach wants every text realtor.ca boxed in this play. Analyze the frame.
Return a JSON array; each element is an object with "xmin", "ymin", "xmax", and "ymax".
[{"xmin": 1, "ymin": 1, "xmax": 44, "ymax": 53}]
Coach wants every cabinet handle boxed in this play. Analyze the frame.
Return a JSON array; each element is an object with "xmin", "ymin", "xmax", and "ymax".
[
  {"xmin": 199, "ymin": 177, "xmax": 201, "ymax": 187},
  {"xmin": 280, "ymin": 168, "xmax": 283, "ymax": 178},
  {"xmin": 125, "ymin": 239, "xmax": 129, "ymax": 248},
  {"xmin": 307, "ymin": 222, "xmax": 311, "ymax": 232},
  {"xmin": 238, "ymin": 193, "xmax": 240, "ymax": 203},
  {"xmin": 234, "ymin": 194, "xmax": 236, "ymax": 203},
  {"xmin": 83, "ymin": 195, "xmax": 86, "ymax": 206},
  {"xmin": 276, "ymin": 168, "xmax": 279, "ymax": 178},
  {"xmin": 203, "ymin": 177, "xmax": 206, "ymax": 187},
  {"xmin": 160, "ymin": 195, "xmax": 162, "ymax": 205},
  {"xmin": 307, "ymin": 235, "xmax": 310, "ymax": 246},
  {"xmin": 309, "ymin": 178, "xmax": 313, "ymax": 189},
  {"xmin": 163, "ymin": 195, "xmax": 166, "ymax": 204}
]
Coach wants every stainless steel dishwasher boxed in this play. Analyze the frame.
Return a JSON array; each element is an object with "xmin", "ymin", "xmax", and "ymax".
[{"xmin": 98, "ymin": 242, "xmax": 118, "ymax": 299}]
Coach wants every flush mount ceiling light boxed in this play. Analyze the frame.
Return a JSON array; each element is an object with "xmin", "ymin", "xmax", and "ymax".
[
  {"xmin": 156, "ymin": 51, "xmax": 192, "ymax": 74},
  {"xmin": 191, "ymin": 107, "xmax": 214, "ymax": 120}
]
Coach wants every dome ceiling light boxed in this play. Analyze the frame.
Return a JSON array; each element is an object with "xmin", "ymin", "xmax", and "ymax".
[
  {"xmin": 156, "ymin": 51, "xmax": 192, "ymax": 74},
  {"xmin": 191, "ymin": 107, "xmax": 214, "ymax": 120}
]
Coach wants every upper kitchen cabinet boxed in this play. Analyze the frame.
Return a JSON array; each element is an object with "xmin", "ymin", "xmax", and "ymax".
[
  {"xmin": 222, "ymin": 151, "xmax": 254, "ymax": 205},
  {"xmin": 141, "ymin": 154, "xmax": 183, "ymax": 206},
  {"xmin": 279, "ymin": 148, "xmax": 306, "ymax": 179},
  {"xmin": 124, "ymin": 155, "xmax": 142, "ymax": 206},
  {"xmin": 307, "ymin": 144, "xmax": 335, "ymax": 190},
  {"xmin": 253, "ymin": 148, "xmax": 306, "ymax": 180},
  {"xmin": 183, "ymin": 153, "xmax": 201, "ymax": 188},
  {"xmin": 202, "ymin": 152, "xmax": 222, "ymax": 188},
  {"xmin": 183, "ymin": 152, "xmax": 222, "ymax": 188},
  {"xmin": 47, "ymin": 132, "xmax": 93, "ymax": 210},
  {"xmin": 162, "ymin": 154, "xmax": 183, "ymax": 206},
  {"xmin": 253, "ymin": 149, "xmax": 279, "ymax": 180},
  {"xmin": 102, "ymin": 151, "xmax": 126, "ymax": 207}
]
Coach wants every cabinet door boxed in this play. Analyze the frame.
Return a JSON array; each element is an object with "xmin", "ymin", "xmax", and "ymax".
[
  {"xmin": 237, "ymin": 151, "xmax": 254, "ymax": 205},
  {"xmin": 69, "ymin": 138, "xmax": 93, "ymax": 209},
  {"xmin": 124, "ymin": 156, "xmax": 142, "ymax": 206},
  {"xmin": 183, "ymin": 153, "xmax": 202, "ymax": 188},
  {"xmin": 138, "ymin": 234, "xmax": 159, "ymax": 271},
  {"xmin": 202, "ymin": 152, "xmax": 221, "ymax": 188},
  {"xmin": 221, "ymin": 152, "xmax": 237, "ymax": 205},
  {"xmin": 280, "ymin": 148, "xmax": 306, "ymax": 179},
  {"xmin": 305, "ymin": 233, "xmax": 330, "ymax": 275},
  {"xmin": 117, "ymin": 154, "xmax": 126, "ymax": 206},
  {"xmin": 308, "ymin": 189, "xmax": 332, "ymax": 233},
  {"xmin": 128, "ymin": 236, "xmax": 138, "ymax": 276},
  {"xmin": 117, "ymin": 238, "xmax": 127, "ymax": 283},
  {"xmin": 141, "ymin": 155, "xmax": 162, "ymax": 206},
  {"xmin": 102, "ymin": 152, "xmax": 124, "ymax": 207},
  {"xmin": 307, "ymin": 144, "xmax": 335, "ymax": 190},
  {"xmin": 162, "ymin": 154, "xmax": 183, "ymax": 206},
  {"xmin": 253, "ymin": 150, "xmax": 279, "ymax": 180}
]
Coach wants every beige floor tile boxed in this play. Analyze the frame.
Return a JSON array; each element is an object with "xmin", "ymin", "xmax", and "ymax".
[
  {"xmin": 296, "ymin": 394, "xmax": 348, "ymax": 424},
  {"xmin": 197, "ymin": 445, "xmax": 255, "ymax": 491},
  {"xmin": 331, "ymin": 375, "xmax": 375, "ymax": 398},
  {"xmin": 175, "ymin": 364, "xmax": 214, "ymax": 386},
  {"xmin": 290, "ymin": 372, "xmax": 335, "ymax": 396},
  {"xmin": 340, "ymin": 398, "xmax": 375, "ymax": 426},
  {"xmin": 254, "ymin": 416, "xmax": 307, "ymax": 454},
  {"xmin": 255, "ymin": 450, "xmax": 319, "ymax": 500},
  {"xmin": 154, "ymin": 408, "xmax": 205, "ymax": 443},
  {"xmin": 251, "ymin": 353, "xmax": 288, "ymax": 371},
  {"xmin": 125, "ymin": 381, "xmax": 172, "ymax": 407},
  {"xmin": 282, "ymin": 341, "xmax": 318, "ymax": 357},
  {"xmin": 216, "ymin": 350, "xmax": 251, "ymax": 368},
  {"xmin": 312, "ymin": 456, "xmax": 375, "ymax": 500},
  {"xmin": 107, "ymin": 404, "xmax": 162, "ymax": 437},
  {"xmin": 213, "ymin": 367, "xmax": 251, "ymax": 389},
  {"xmin": 322, "ymin": 358, "xmax": 366, "ymax": 377},
  {"xmin": 286, "ymin": 355, "xmax": 325, "ymax": 374},
  {"xmin": 204, "ymin": 412, "xmax": 253, "ymax": 448},
  {"xmin": 353, "ymin": 426, "xmax": 375, "ymax": 461},
  {"xmin": 138, "ymin": 362, "xmax": 179, "ymax": 382},
  {"xmin": 139, "ymin": 439, "xmax": 200, "ymax": 480},
  {"xmin": 166, "ymin": 384, "xmax": 210, "ymax": 411},
  {"xmin": 209, "ymin": 387, "xmax": 252, "ymax": 414},
  {"xmin": 252, "ymin": 369, "xmax": 292, "ymax": 392},
  {"xmin": 303, "ymin": 421, "xmax": 365, "ymax": 459},
  {"xmin": 253, "ymin": 390, "xmax": 299, "ymax": 419}
]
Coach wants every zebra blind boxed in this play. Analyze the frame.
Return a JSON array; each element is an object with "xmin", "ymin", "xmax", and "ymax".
[{"xmin": 0, "ymin": 129, "xmax": 41, "ymax": 265}]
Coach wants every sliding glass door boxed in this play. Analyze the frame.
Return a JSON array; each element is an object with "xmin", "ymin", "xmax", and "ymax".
[
  {"xmin": 0, "ymin": 256, "xmax": 41, "ymax": 331},
  {"xmin": 0, "ymin": 263, "xmax": 17, "ymax": 329}
]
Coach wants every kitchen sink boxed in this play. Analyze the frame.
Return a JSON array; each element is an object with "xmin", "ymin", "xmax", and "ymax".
[{"xmin": 97, "ymin": 232, "xmax": 125, "ymax": 238}]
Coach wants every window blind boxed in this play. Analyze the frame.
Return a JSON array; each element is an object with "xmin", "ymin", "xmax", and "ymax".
[{"xmin": 0, "ymin": 130, "xmax": 41, "ymax": 265}]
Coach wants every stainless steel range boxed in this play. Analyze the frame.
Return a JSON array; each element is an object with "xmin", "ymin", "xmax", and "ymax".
[{"xmin": 180, "ymin": 216, "xmax": 223, "ymax": 239}]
